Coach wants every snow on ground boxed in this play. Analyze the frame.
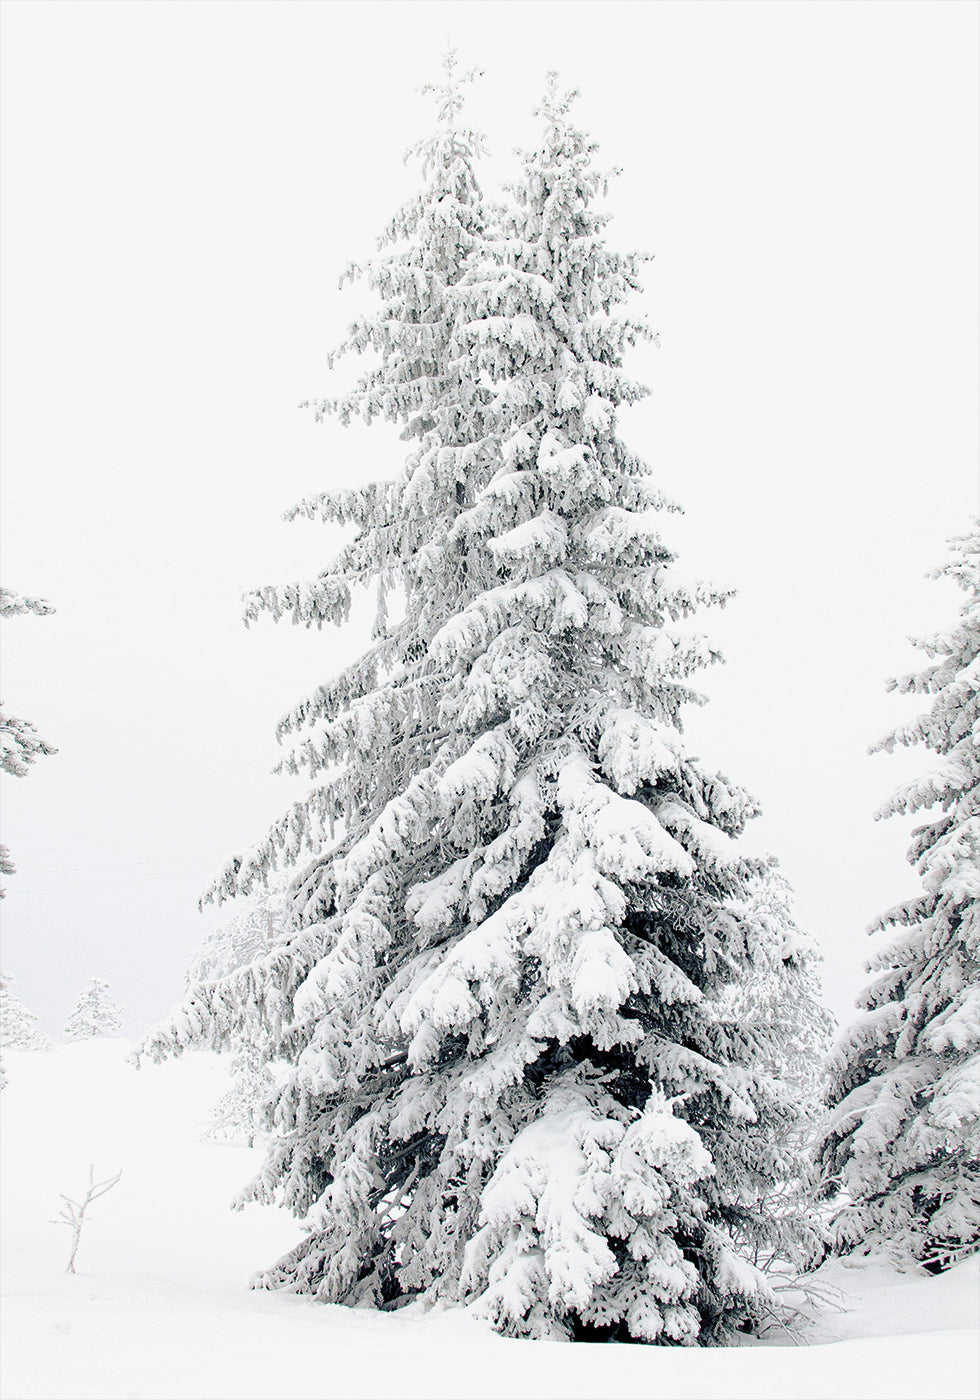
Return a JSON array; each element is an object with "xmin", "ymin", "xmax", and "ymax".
[{"xmin": 1, "ymin": 1040, "xmax": 977, "ymax": 1400}]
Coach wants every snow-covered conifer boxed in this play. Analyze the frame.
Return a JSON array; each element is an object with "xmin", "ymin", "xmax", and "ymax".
[
  {"xmin": 205, "ymin": 1041, "xmax": 279, "ymax": 1149},
  {"xmin": 187, "ymin": 887, "xmax": 289, "ymax": 1146},
  {"xmin": 1, "ymin": 587, "xmax": 57, "ymax": 894},
  {"xmin": 221, "ymin": 49, "xmax": 492, "ymax": 913},
  {"xmin": 721, "ymin": 862, "xmax": 835, "ymax": 1263},
  {"xmin": 186, "ymin": 886, "xmax": 288, "ymax": 986},
  {"xmin": 726, "ymin": 864, "xmax": 834, "ymax": 1102},
  {"xmin": 0, "ymin": 971, "xmax": 50, "ymax": 1051},
  {"xmin": 145, "ymin": 72, "xmax": 805, "ymax": 1341},
  {"xmin": 64, "ymin": 979, "xmax": 124, "ymax": 1040},
  {"xmin": 817, "ymin": 522, "xmax": 979, "ymax": 1272}
]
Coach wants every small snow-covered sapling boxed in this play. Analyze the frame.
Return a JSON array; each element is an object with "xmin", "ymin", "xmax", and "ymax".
[{"xmin": 51, "ymin": 1164, "xmax": 122, "ymax": 1274}]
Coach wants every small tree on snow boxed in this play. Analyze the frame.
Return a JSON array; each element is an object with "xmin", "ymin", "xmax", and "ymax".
[
  {"xmin": 721, "ymin": 863, "xmax": 836, "ymax": 1264},
  {"xmin": 817, "ymin": 522, "xmax": 980, "ymax": 1272},
  {"xmin": 145, "ymin": 68, "xmax": 820, "ymax": 1342},
  {"xmin": 185, "ymin": 885, "xmax": 288, "ymax": 986},
  {"xmin": 64, "ymin": 979, "xmax": 124, "ymax": 1040},
  {"xmin": 0, "ymin": 971, "xmax": 50, "ymax": 1051},
  {"xmin": 0, "ymin": 588, "xmax": 57, "ymax": 895},
  {"xmin": 185, "ymin": 888, "xmax": 288, "ymax": 1147},
  {"xmin": 205, "ymin": 1041, "xmax": 279, "ymax": 1149}
]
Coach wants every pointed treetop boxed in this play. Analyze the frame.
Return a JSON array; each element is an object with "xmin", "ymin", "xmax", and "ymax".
[
  {"xmin": 420, "ymin": 47, "xmax": 482, "ymax": 126},
  {"xmin": 512, "ymin": 71, "xmax": 619, "ymax": 223},
  {"xmin": 536, "ymin": 70, "xmax": 581, "ymax": 124},
  {"xmin": 407, "ymin": 48, "xmax": 487, "ymax": 183}
]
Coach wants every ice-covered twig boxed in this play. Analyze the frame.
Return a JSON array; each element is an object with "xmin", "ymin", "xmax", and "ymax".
[{"xmin": 51, "ymin": 1164, "xmax": 122, "ymax": 1274}]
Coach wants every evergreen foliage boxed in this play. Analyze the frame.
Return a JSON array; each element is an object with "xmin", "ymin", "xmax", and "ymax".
[
  {"xmin": 817, "ymin": 523, "xmax": 980, "ymax": 1272},
  {"xmin": 186, "ymin": 888, "xmax": 288, "ymax": 986},
  {"xmin": 188, "ymin": 888, "xmax": 289, "ymax": 1147},
  {"xmin": 0, "ymin": 590, "xmax": 55, "ymax": 620},
  {"xmin": 0, "ymin": 971, "xmax": 51, "ymax": 1051},
  {"xmin": 64, "ymin": 979, "xmax": 124, "ymax": 1040},
  {"xmin": 145, "ymin": 66, "xmax": 820, "ymax": 1341},
  {"xmin": 0, "ymin": 587, "xmax": 57, "ymax": 895},
  {"xmin": 721, "ymin": 862, "xmax": 835, "ymax": 1265},
  {"xmin": 726, "ymin": 864, "xmax": 835, "ymax": 1103},
  {"xmin": 204, "ymin": 1041, "xmax": 279, "ymax": 1150}
]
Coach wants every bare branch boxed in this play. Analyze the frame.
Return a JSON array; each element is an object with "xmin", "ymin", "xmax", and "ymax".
[{"xmin": 51, "ymin": 1164, "xmax": 123, "ymax": 1274}]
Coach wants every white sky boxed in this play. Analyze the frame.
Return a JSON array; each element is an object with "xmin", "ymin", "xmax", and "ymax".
[{"xmin": 1, "ymin": 0, "xmax": 977, "ymax": 1036}]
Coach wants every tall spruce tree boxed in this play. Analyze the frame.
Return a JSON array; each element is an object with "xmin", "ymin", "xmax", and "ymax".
[
  {"xmin": 817, "ymin": 522, "xmax": 979, "ymax": 1272},
  {"xmin": 146, "ymin": 71, "xmax": 808, "ymax": 1342},
  {"xmin": 0, "ymin": 588, "xmax": 56, "ymax": 894}
]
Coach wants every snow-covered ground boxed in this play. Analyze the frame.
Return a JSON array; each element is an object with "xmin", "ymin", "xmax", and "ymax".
[{"xmin": 1, "ymin": 1041, "xmax": 977, "ymax": 1400}]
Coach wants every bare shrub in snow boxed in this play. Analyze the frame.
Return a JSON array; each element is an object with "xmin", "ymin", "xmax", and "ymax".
[{"xmin": 52, "ymin": 1164, "xmax": 123, "ymax": 1274}]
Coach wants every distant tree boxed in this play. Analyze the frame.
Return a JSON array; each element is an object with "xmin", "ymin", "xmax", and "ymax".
[
  {"xmin": 204, "ymin": 1041, "xmax": 279, "ymax": 1149},
  {"xmin": 817, "ymin": 522, "xmax": 980, "ymax": 1272},
  {"xmin": 0, "ymin": 587, "xmax": 57, "ymax": 895},
  {"xmin": 185, "ymin": 886, "xmax": 289, "ymax": 1147},
  {"xmin": 185, "ymin": 886, "xmax": 287, "ymax": 986},
  {"xmin": 720, "ymin": 862, "xmax": 836, "ymax": 1265},
  {"xmin": 64, "ymin": 979, "xmax": 124, "ymax": 1040},
  {"xmin": 0, "ymin": 971, "xmax": 50, "ymax": 1051}
]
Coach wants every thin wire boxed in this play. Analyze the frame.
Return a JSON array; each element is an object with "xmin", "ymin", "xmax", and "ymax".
[
  {"xmin": 16, "ymin": 854, "xmax": 229, "ymax": 875},
  {"xmin": 11, "ymin": 867, "xmax": 219, "ymax": 895}
]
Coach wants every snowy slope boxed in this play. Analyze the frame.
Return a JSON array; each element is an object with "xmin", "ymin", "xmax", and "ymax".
[{"xmin": 1, "ymin": 1041, "xmax": 977, "ymax": 1400}]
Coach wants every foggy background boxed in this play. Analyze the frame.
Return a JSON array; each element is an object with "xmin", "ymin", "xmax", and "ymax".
[{"xmin": 1, "ymin": 0, "xmax": 977, "ymax": 1036}]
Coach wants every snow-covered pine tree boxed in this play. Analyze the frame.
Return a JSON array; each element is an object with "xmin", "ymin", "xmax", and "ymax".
[
  {"xmin": 188, "ymin": 887, "xmax": 289, "ymax": 1147},
  {"xmin": 145, "ymin": 71, "xmax": 804, "ymax": 1342},
  {"xmin": 817, "ymin": 522, "xmax": 980, "ymax": 1273},
  {"xmin": 726, "ymin": 864, "xmax": 834, "ymax": 1105},
  {"xmin": 0, "ymin": 971, "xmax": 51, "ymax": 1051},
  {"xmin": 721, "ymin": 861, "xmax": 836, "ymax": 1265},
  {"xmin": 0, "ymin": 588, "xmax": 57, "ymax": 894},
  {"xmin": 64, "ymin": 978, "xmax": 124, "ymax": 1040},
  {"xmin": 186, "ymin": 886, "xmax": 289, "ymax": 986},
  {"xmin": 205, "ymin": 1041, "xmax": 280, "ymax": 1150}
]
